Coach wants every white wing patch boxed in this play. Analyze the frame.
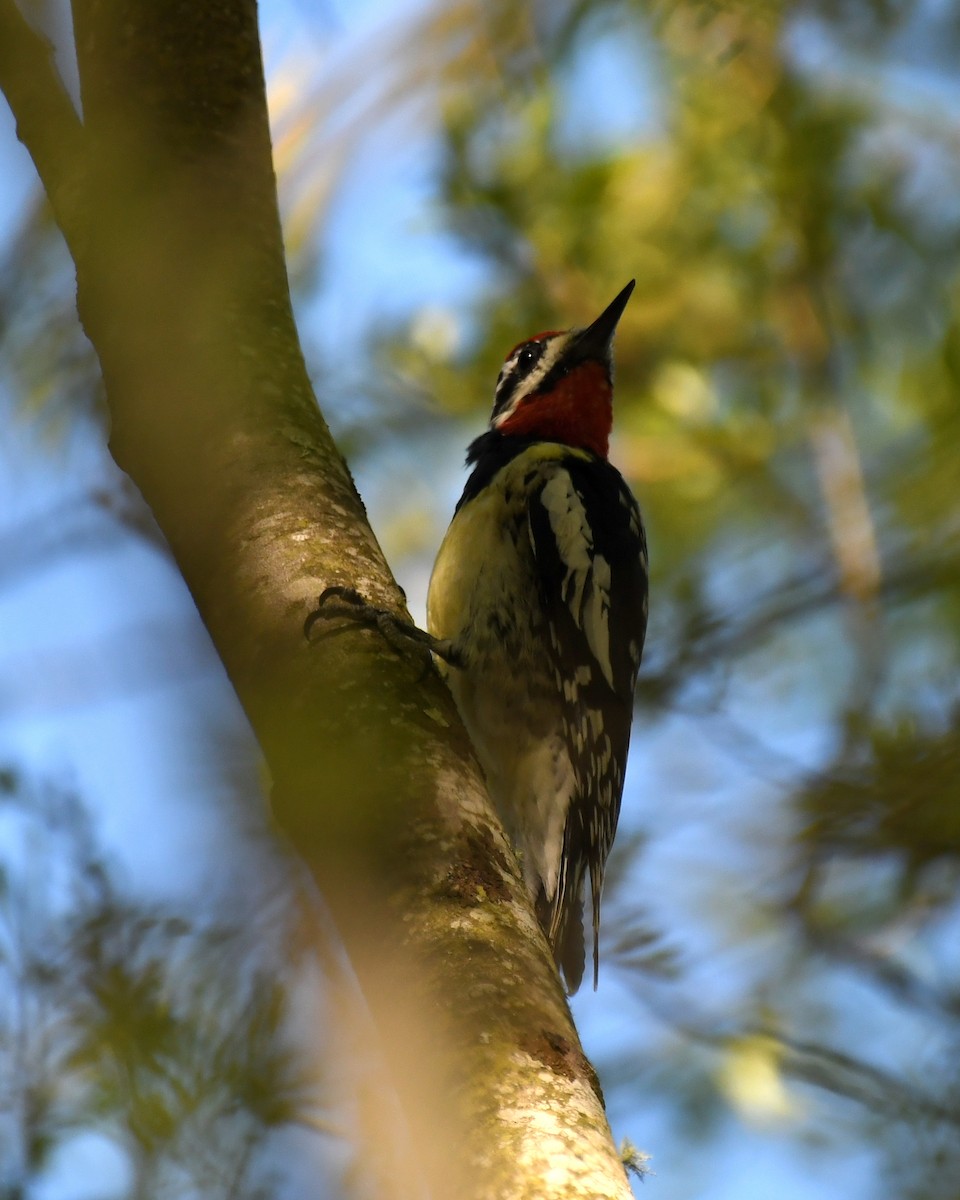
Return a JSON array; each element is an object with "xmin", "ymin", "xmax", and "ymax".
[{"xmin": 537, "ymin": 471, "xmax": 616, "ymax": 690}]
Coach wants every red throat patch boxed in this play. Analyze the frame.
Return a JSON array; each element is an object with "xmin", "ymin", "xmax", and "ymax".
[{"xmin": 497, "ymin": 360, "xmax": 612, "ymax": 458}]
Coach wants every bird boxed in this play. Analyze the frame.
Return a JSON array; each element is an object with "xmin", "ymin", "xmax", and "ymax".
[
  {"xmin": 424, "ymin": 280, "xmax": 648, "ymax": 992},
  {"xmin": 307, "ymin": 281, "xmax": 648, "ymax": 993}
]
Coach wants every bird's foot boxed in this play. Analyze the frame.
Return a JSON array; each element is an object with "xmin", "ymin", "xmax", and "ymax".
[{"xmin": 304, "ymin": 586, "xmax": 464, "ymax": 668}]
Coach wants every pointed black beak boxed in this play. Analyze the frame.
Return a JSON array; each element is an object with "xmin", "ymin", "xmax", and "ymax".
[{"xmin": 574, "ymin": 279, "xmax": 636, "ymax": 361}]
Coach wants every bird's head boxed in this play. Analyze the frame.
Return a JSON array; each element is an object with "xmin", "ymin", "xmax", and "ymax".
[{"xmin": 488, "ymin": 280, "xmax": 635, "ymax": 459}]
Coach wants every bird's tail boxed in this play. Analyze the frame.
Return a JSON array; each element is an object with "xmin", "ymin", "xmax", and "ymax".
[{"xmin": 538, "ymin": 882, "xmax": 586, "ymax": 996}]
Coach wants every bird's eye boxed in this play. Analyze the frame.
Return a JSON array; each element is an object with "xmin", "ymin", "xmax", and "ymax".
[{"xmin": 517, "ymin": 343, "xmax": 542, "ymax": 371}]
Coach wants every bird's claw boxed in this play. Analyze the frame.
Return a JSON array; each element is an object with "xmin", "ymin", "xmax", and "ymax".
[
  {"xmin": 304, "ymin": 587, "xmax": 441, "ymax": 674},
  {"xmin": 304, "ymin": 585, "xmax": 373, "ymax": 640}
]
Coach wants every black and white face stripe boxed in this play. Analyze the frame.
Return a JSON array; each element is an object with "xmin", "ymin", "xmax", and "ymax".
[{"xmin": 490, "ymin": 332, "xmax": 572, "ymax": 425}]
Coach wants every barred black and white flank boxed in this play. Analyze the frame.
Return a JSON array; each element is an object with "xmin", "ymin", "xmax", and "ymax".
[{"xmin": 427, "ymin": 282, "xmax": 648, "ymax": 993}]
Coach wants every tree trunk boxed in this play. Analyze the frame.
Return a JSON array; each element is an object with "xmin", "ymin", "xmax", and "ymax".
[{"xmin": 0, "ymin": 2, "xmax": 633, "ymax": 1195}]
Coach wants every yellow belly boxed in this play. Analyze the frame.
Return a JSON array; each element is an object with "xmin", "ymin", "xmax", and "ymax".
[{"xmin": 425, "ymin": 444, "xmax": 585, "ymax": 900}]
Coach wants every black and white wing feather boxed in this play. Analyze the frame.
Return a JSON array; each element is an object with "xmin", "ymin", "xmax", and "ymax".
[{"xmin": 527, "ymin": 454, "xmax": 648, "ymax": 990}]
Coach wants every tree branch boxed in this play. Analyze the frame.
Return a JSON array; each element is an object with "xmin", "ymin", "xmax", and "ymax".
[
  {"xmin": 1, "ymin": 1, "xmax": 634, "ymax": 1196},
  {"xmin": 0, "ymin": 0, "xmax": 86, "ymax": 251}
]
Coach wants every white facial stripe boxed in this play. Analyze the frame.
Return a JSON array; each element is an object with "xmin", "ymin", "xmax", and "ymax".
[{"xmin": 493, "ymin": 334, "xmax": 570, "ymax": 426}]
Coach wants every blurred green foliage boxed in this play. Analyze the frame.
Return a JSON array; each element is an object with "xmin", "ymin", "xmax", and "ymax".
[{"xmin": 0, "ymin": 770, "xmax": 309, "ymax": 1197}]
